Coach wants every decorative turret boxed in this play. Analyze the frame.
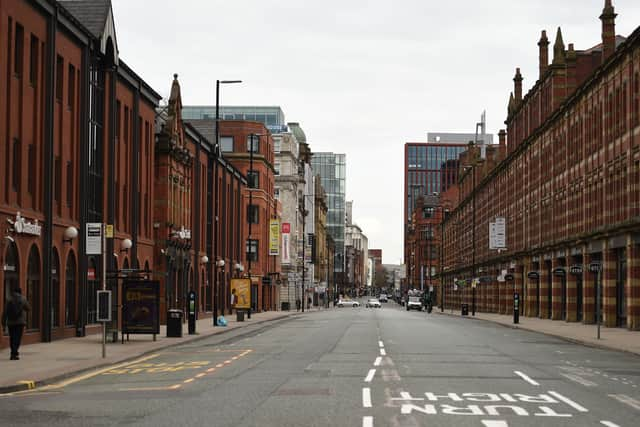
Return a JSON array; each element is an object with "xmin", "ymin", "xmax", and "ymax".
[
  {"xmin": 552, "ymin": 27, "xmax": 565, "ymax": 65},
  {"xmin": 513, "ymin": 68, "xmax": 523, "ymax": 103},
  {"xmin": 507, "ymin": 92, "xmax": 515, "ymax": 116},
  {"xmin": 600, "ymin": 0, "xmax": 617, "ymax": 61},
  {"xmin": 538, "ymin": 30, "xmax": 549, "ymax": 78}
]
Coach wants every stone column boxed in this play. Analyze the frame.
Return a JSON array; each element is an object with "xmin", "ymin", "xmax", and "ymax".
[
  {"xmin": 603, "ymin": 244, "xmax": 617, "ymax": 328},
  {"xmin": 539, "ymin": 263, "xmax": 550, "ymax": 319},
  {"xmin": 551, "ymin": 258, "xmax": 563, "ymax": 320},
  {"xmin": 628, "ymin": 238, "xmax": 640, "ymax": 330},
  {"xmin": 582, "ymin": 250, "xmax": 595, "ymax": 324},
  {"xmin": 525, "ymin": 258, "xmax": 535, "ymax": 317}
]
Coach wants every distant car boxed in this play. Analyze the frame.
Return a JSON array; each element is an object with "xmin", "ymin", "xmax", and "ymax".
[
  {"xmin": 406, "ymin": 296, "xmax": 423, "ymax": 311},
  {"xmin": 366, "ymin": 298, "xmax": 382, "ymax": 308},
  {"xmin": 338, "ymin": 299, "xmax": 360, "ymax": 308},
  {"xmin": 379, "ymin": 294, "xmax": 388, "ymax": 303}
]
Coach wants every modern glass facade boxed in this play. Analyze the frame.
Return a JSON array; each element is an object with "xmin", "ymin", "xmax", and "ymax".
[
  {"xmin": 182, "ymin": 106, "xmax": 287, "ymax": 133},
  {"xmin": 311, "ymin": 153, "xmax": 346, "ymax": 273}
]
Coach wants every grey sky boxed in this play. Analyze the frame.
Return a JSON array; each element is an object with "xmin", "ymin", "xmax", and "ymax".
[{"xmin": 112, "ymin": 0, "xmax": 640, "ymax": 264}]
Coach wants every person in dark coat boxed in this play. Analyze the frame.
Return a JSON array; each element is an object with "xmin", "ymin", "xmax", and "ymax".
[{"xmin": 2, "ymin": 286, "xmax": 31, "ymax": 360}]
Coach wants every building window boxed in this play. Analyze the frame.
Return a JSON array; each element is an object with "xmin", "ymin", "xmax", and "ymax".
[
  {"xmin": 29, "ymin": 34, "xmax": 38, "ymax": 85},
  {"xmin": 220, "ymin": 136, "xmax": 233, "ymax": 152},
  {"xmin": 247, "ymin": 204, "xmax": 259, "ymax": 224},
  {"xmin": 247, "ymin": 135, "xmax": 259, "ymax": 153},
  {"xmin": 55, "ymin": 55, "xmax": 63, "ymax": 101},
  {"xmin": 12, "ymin": 139, "xmax": 20, "ymax": 192},
  {"xmin": 246, "ymin": 239, "xmax": 258, "ymax": 262},
  {"xmin": 14, "ymin": 23, "xmax": 24, "ymax": 77},
  {"xmin": 274, "ymin": 187, "xmax": 280, "ymax": 200},
  {"xmin": 274, "ymin": 161, "xmax": 280, "ymax": 175},
  {"xmin": 66, "ymin": 161, "xmax": 73, "ymax": 208},
  {"xmin": 247, "ymin": 171, "xmax": 259, "ymax": 189},
  {"xmin": 68, "ymin": 64, "xmax": 75, "ymax": 110},
  {"xmin": 274, "ymin": 139, "xmax": 281, "ymax": 153},
  {"xmin": 28, "ymin": 144, "xmax": 35, "ymax": 195},
  {"xmin": 54, "ymin": 156, "xmax": 61, "ymax": 203}
]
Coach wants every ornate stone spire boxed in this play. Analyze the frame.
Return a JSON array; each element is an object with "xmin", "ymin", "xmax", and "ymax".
[{"xmin": 552, "ymin": 27, "xmax": 565, "ymax": 65}]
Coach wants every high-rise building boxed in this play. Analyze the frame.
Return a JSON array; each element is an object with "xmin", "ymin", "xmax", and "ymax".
[{"xmin": 311, "ymin": 153, "xmax": 346, "ymax": 285}]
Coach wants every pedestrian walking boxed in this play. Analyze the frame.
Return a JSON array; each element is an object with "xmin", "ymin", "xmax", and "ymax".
[
  {"xmin": 2, "ymin": 286, "xmax": 31, "ymax": 360},
  {"xmin": 296, "ymin": 298, "xmax": 301, "ymax": 311},
  {"xmin": 307, "ymin": 296, "xmax": 312, "ymax": 310}
]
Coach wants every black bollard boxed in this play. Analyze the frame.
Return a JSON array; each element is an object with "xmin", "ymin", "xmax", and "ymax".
[{"xmin": 513, "ymin": 292, "xmax": 520, "ymax": 324}]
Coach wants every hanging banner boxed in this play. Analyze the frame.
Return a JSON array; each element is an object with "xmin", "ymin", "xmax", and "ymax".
[
  {"xmin": 269, "ymin": 219, "xmax": 280, "ymax": 256},
  {"xmin": 281, "ymin": 223, "xmax": 291, "ymax": 264}
]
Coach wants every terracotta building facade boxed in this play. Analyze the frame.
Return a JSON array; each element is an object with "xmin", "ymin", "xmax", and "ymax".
[{"xmin": 442, "ymin": 1, "xmax": 640, "ymax": 330}]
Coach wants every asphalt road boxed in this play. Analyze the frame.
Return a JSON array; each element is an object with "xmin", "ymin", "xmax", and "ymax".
[{"xmin": 0, "ymin": 300, "xmax": 639, "ymax": 427}]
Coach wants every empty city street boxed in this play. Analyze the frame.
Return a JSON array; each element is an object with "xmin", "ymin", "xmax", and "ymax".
[{"xmin": 1, "ymin": 303, "xmax": 638, "ymax": 427}]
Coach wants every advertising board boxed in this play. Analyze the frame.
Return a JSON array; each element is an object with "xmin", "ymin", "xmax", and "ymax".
[
  {"xmin": 231, "ymin": 278, "xmax": 251, "ymax": 310},
  {"xmin": 122, "ymin": 280, "xmax": 160, "ymax": 334}
]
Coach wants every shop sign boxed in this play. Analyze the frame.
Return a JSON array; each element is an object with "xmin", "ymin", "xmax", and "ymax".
[
  {"xmin": 527, "ymin": 271, "xmax": 540, "ymax": 280},
  {"xmin": 13, "ymin": 212, "xmax": 42, "ymax": 236},
  {"xmin": 503, "ymin": 273, "xmax": 514, "ymax": 281},
  {"xmin": 88, "ymin": 267, "xmax": 96, "ymax": 280},
  {"xmin": 569, "ymin": 264, "xmax": 583, "ymax": 275},
  {"xmin": 553, "ymin": 267, "xmax": 566, "ymax": 277}
]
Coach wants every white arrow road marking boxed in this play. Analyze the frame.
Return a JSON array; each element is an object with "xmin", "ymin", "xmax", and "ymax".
[
  {"xmin": 481, "ymin": 421, "xmax": 509, "ymax": 427},
  {"xmin": 374, "ymin": 357, "xmax": 382, "ymax": 366},
  {"xmin": 362, "ymin": 416, "xmax": 373, "ymax": 427},
  {"xmin": 514, "ymin": 371, "xmax": 540, "ymax": 386},
  {"xmin": 365, "ymin": 369, "xmax": 376, "ymax": 383},
  {"xmin": 362, "ymin": 388, "xmax": 372, "ymax": 408},
  {"xmin": 600, "ymin": 421, "xmax": 621, "ymax": 427},
  {"xmin": 609, "ymin": 394, "xmax": 640, "ymax": 411},
  {"xmin": 548, "ymin": 391, "xmax": 588, "ymax": 412},
  {"xmin": 561, "ymin": 373, "xmax": 597, "ymax": 387}
]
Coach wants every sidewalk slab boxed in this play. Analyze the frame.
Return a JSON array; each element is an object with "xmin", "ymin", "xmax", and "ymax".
[
  {"xmin": 0, "ymin": 310, "xmax": 299, "ymax": 394},
  {"xmin": 436, "ymin": 310, "xmax": 640, "ymax": 356}
]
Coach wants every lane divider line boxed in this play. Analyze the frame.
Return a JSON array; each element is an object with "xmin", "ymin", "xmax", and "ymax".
[
  {"xmin": 482, "ymin": 421, "xmax": 509, "ymax": 427},
  {"xmin": 374, "ymin": 357, "xmax": 382, "ymax": 367},
  {"xmin": 183, "ymin": 378, "xmax": 194, "ymax": 384},
  {"xmin": 364, "ymin": 369, "xmax": 376, "ymax": 383},
  {"xmin": 548, "ymin": 391, "xmax": 588, "ymax": 412},
  {"xmin": 378, "ymin": 341, "xmax": 384, "ymax": 348},
  {"xmin": 514, "ymin": 371, "xmax": 540, "ymax": 386},
  {"xmin": 379, "ymin": 348, "xmax": 386, "ymax": 356},
  {"xmin": 609, "ymin": 394, "xmax": 640, "ymax": 411},
  {"xmin": 362, "ymin": 416, "xmax": 373, "ymax": 427},
  {"xmin": 362, "ymin": 387, "xmax": 372, "ymax": 408},
  {"xmin": 600, "ymin": 421, "xmax": 621, "ymax": 427}
]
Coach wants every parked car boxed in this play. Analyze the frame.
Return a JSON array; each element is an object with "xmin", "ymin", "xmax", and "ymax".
[
  {"xmin": 338, "ymin": 299, "xmax": 360, "ymax": 308},
  {"xmin": 379, "ymin": 294, "xmax": 388, "ymax": 303},
  {"xmin": 406, "ymin": 296, "xmax": 423, "ymax": 311},
  {"xmin": 365, "ymin": 298, "xmax": 382, "ymax": 308}
]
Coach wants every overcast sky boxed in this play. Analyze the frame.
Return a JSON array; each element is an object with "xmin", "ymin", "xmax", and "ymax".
[{"xmin": 112, "ymin": 0, "xmax": 639, "ymax": 264}]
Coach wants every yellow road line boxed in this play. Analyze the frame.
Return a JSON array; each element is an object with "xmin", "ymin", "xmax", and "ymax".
[
  {"xmin": 16, "ymin": 381, "xmax": 36, "ymax": 390},
  {"xmin": 183, "ymin": 378, "xmax": 194, "ymax": 384}
]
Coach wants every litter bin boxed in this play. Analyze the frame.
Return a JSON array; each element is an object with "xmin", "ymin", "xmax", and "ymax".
[
  {"xmin": 167, "ymin": 309, "xmax": 183, "ymax": 337},
  {"xmin": 281, "ymin": 302, "xmax": 290, "ymax": 311},
  {"xmin": 461, "ymin": 304, "xmax": 469, "ymax": 316},
  {"xmin": 236, "ymin": 310, "xmax": 245, "ymax": 322}
]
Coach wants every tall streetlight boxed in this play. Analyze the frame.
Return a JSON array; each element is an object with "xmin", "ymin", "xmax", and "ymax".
[{"xmin": 212, "ymin": 79, "xmax": 242, "ymax": 326}]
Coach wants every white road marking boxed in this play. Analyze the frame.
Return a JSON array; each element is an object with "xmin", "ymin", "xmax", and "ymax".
[
  {"xmin": 362, "ymin": 416, "xmax": 373, "ymax": 427},
  {"xmin": 561, "ymin": 373, "xmax": 597, "ymax": 387},
  {"xmin": 600, "ymin": 421, "xmax": 621, "ymax": 427},
  {"xmin": 365, "ymin": 369, "xmax": 376, "ymax": 383},
  {"xmin": 548, "ymin": 391, "xmax": 588, "ymax": 412},
  {"xmin": 481, "ymin": 421, "xmax": 509, "ymax": 427},
  {"xmin": 362, "ymin": 388, "xmax": 372, "ymax": 408},
  {"xmin": 514, "ymin": 371, "xmax": 540, "ymax": 386},
  {"xmin": 378, "ymin": 341, "xmax": 384, "ymax": 348},
  {"xmin": 374, "ymin": 357, "xmax": 382, "ymax": 366},
  {"xmin": 380, "ymin": 348, "xmax": 387, "ymax": 356},
  {"xmin": 609, "ymin": 394, "xmax": 640, "ymax": 411}
]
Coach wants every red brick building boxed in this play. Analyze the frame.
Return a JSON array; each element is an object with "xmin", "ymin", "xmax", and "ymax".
[
  {"xmin": 0, "ymin": 0, "xmax": 160, "ymax": 348},
  {"xmin": 189, "ymin": 119, "xmax": 281, "ymax": 313},
  {"xmin": 442, "ymin": 1, "xmax": 640, "ymax": 330},
  {"xmin": 154, "ymin": 75, "xmax": 246, "ymax": 322}
]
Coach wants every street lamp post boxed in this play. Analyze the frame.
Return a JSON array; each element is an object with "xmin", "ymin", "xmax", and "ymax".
[{"xmin": 212, "ymin": 79, "xmax": 241, "ymax": 326}]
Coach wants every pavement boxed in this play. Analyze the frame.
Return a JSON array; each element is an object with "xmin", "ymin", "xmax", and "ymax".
[
  {"xmin": 0, "ymin": 308, "xmax": 311, "ymax": 394},
  {"xmin": 436, "ymin": 308, "xmax": 640, "ymax": 356}
]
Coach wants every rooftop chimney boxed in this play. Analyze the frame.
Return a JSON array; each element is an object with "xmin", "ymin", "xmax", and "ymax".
[
  {"xmin": 600, "ymin": 0, "xmax": 617, "ymax": 61},
  {"xmin": 513, "ymin": 68, "xmax": 523, "ymax": 102},
  {"xmin": 538, "ymin": 30, "xmax": 549, "ymax": 78}
]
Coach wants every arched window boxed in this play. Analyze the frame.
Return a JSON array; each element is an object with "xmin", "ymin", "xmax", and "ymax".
[
  {"xmin": 3, "ymin": 241, "xmax": 19, "ymax": 309},
  {"xmin": 51, "ymin": 249, "xmax": 60, "ymax": 327},
  {"xmin": 65, "ymin": 252, "xmax": 77, "ymax": 326},
  {"xmin": 27, "ymin": 245, "xmax": 41, "ymax": 330}
]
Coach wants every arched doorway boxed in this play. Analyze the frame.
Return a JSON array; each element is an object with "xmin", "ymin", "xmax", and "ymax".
[
  {"xmin": 3, "ymin": 241, "xmax": 19, "ymax": 313},
  {"xmin": 27, "ymin": 245, "xmax": 41, "ymax": 330},
  {"xmin": 65, "ymin": 252, "xmax": 77, "ymax": 326},
  {"xmin": 51, "ymin": 249, "xmax": 60, "ymax": 328}
]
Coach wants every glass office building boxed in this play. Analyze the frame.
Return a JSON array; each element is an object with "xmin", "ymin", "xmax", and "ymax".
[
  {"xmin": 311, "ymin": 153, "xmax": 346, "ymax": 274},
  {"xmin": 182, "ymin": 106, "xmax": 288, "ymax": 133}
]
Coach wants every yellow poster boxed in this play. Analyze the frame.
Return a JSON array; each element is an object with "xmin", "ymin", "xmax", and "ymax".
[
  {"xmin": 269, "ymin": 219, "xmax": 280, "ymax": 256},
  {"xmin": 230, "ymin": 278, "xmax": 251, "ymax": 310}
]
